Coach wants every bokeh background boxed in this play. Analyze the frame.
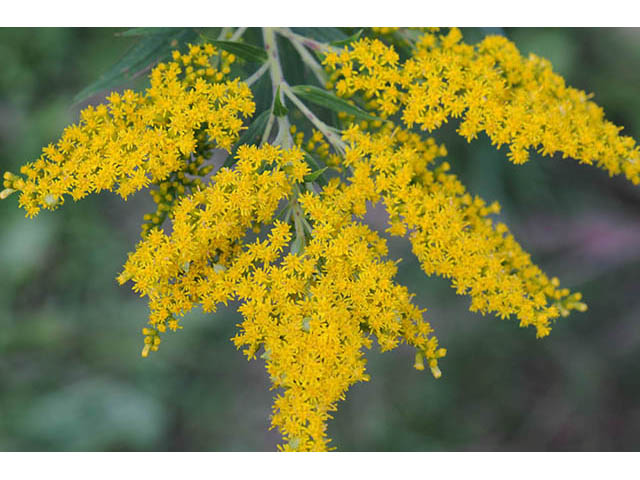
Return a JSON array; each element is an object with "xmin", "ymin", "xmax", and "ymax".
[{"xmin": 1, "ymin": 28, "xmax": 639, "ymax": 451}]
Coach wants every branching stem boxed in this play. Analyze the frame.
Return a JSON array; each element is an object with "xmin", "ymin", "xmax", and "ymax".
[
  {"xmin": 230, "ymin": 27, "xmax": 248, "ymax": 42},
  {"xmin": 263, "ymin": 28, "xmax": 293, "ymax": 147},
  {"xmin": 273, "ymin": 28, "xmax": 339, "ymax": 55},
  {"xmin": 281, "ymin": 83, "xmax": 346, "ymax": 154},
  {"xmin": 245, "ymin": 61, "xmax": 269, "ymax": 87},
  {"xmin": 275, "ymin": 28, "xmax": 328, "ymax": 86}
]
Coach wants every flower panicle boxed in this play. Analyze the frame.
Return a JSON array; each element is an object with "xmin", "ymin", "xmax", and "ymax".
[
  {"xmin": 324, "ymin": 28, "xmax": 640, "ymax": 185},
  {"xmin": 2, "ymin": 43, "xmax": 254, "ymax": 218},
  {"xmin": 7, "ymin": 30, "xmax": 636, "ymax": 452}
]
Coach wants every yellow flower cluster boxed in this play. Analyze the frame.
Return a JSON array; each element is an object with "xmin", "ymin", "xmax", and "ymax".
[
  {"xmin": 342, "ymin": 124, "xmax": 586, "ymax": 337},
  {"xmin": 117, "ymin": 144, "xmax": 299, "ymax": 341},
  {"xmin": 5, "ymin": 31, "xmax": 636, "ymax": 452},
  {"xmin": 235, "ymin": 215, "xmax": 442, "ymax": 451},
  {"xmin": 324, "ymin": 28, "xmax": 640, "ymax": 183},
  {"xmin": 2, "ymin": 44, "xmax": 254, "ymax": 218},
  {"xmin": 118, "ymin": 141, "xmax": 443, "ymax": 450}
]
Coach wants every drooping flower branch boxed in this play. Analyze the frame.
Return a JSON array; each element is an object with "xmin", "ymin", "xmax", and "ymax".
[{"xmin": 4, "ymin": 27, "xmax": 636, "ymax": 451}]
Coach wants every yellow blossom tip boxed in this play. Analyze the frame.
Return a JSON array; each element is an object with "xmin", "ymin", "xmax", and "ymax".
[
  {"xmin": 413, "ymin": 352, "xmax": 425, "ymax": 371},
  {"xmin": 575, "ymin": 302, "xmax": 588, "ymax": 312},
  {"xmin": 0, "ymin": 188, "xmax": 16, "ymax": 200}
]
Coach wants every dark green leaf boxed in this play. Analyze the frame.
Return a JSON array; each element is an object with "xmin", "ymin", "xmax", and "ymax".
[
  {"xmin": 224, "ymin": 110, "xmax": 271, "ymax": 168},
  {"xmin": 290, "ymin": 85, "xmax": 381, "ymax": 122},
  {"xmin": 303, "ymin": 167, "xmax": 328, "ymax": 183},
  {"xmin": 290, "ymin": 28, "xmax": 347, "ymax": 44},
  {"xmin": 290, "ymin": 234, "xmax": 304, "ymax": 255},
  {"xmin": 273, "ymin": 86, "xmax": 289, "ymax": 117},
  {"xmin": 277, "ymin": 35, "xmax": 308, "ymax": 87},
  {"xmin": 204, "ymin": 39, "xmax": 267, "ymax": 63},
  {"xmin": 302, "ymin": 154, "xmax": 328, "ymax": 186},
  {"xmin": 117, "ymin": 27, "xmax": 182, "ymax": 37},
  {"xmin": 330, "ymin": 29, "xmax": 364, "ymax": 47},
  {"xmin": 303, "ymin": 153, "xmax": 323, "ymax": 171},
  {"xmin": 74, "ymin": 28, "xmax": 197, "ymax": 103},
  {"xmin": 250, "ymin": 64, "xmax": 273, "ymax": 113}
]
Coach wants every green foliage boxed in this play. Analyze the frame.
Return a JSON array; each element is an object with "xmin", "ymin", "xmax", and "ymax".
[
  {"xmin": 290, "ymin": 27, "xmax": 348, "ymax": 43},
  {"xmin": 290, "ymin": 84, "xmax": 380, "ymax": 121},
  {"xmin": 203, "ymin": 39, "xmax": 268, "ymax": 63},
  {"xmin": 330, "ymin": 29, "xmax": 364, "ymax": 47},
  {"xmin": 73, "ymin": 28, "xmax": 198, "ymax": 103},
  {"xmin": 273, "ymin": 85, "xmax": 289, "ymax": 117}
]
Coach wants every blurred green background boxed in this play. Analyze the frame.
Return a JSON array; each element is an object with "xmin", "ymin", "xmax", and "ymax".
[{"xmin": 1, "ymin": 28, "xmax": 639, "ymax": 451}]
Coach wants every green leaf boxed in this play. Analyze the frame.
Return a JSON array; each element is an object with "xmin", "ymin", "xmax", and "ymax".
[
  {"xmin": 290, "ymin": 233, "xmax": 305, "ymax": 255},
  {"xmin": 330, "ymin": 29, "xmax": 364, "ymax": 47},
  {"xmin": 273, "ymin": 86, "xmax": 289, "ymax": 117},
  {"xmin": 277, "ymin": 35, "xmax": 315, "ymax": 89},
  {"xmin": 303, "ymin": 152, "xmax": 322, "ymax": 170},
  {"xmin": 74, "ymin": 28, "xmax": 197, "ymax": 103},
  {"xmin": 117, "ymin": 27, "xmax": 182, "ymax": 37},
  {"xmin": 204, "ymin": 39, "xmax": 267, "ymax": 63},
  {"xmin": 224, "ymin": 110, "xmax": 271, "ymax": 168},
  {"xmin": 301, "ymin": 154, "xmax": 328, "ymax": 186},
  {"xmin": 290, "ymin": 28, "xmax": 347, "ymax": 44},
  {"xmin": 302, "ymin": 153, "xmax": 328, "ymax": 186},
  {"xmin": 303, "ymin": 167, "xmax": 328, "ymax": 183},
  {"xmin": 290, "ymin": 85, "xmax": 381, "ymax": 122}
]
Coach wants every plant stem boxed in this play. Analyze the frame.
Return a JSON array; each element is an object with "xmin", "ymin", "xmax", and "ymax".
[
  {"xmin": 275, "ymin": 28, "xmax": 327, "ymax": 86},
  {"xmin": 230, "ymin": 27, "xmax": 248, "ymax": 42},
  {"xmin": 261, "ymin": 111, "xmax": 276, "ymax": 146},
  {"xmin": 281, "ymin": 83, "xmax": 346, "ymax": 154},
  {"xmin": 245, "ymin": 61, "xmax": 269, "ymax": 87},
  {"xmin": 263, "ymin": 28, "xmax": 292, "ymax": 147},
  {"xmin": 218, "ymin": 27, "xmax": 232, "ymax": 40},
  {"xmin": 263, "ymin": 28, "xmax": 285, "ymax": 106},
  {"xmin": 274, "ymin": 28, "xmax": 339, "ymax": 55}
]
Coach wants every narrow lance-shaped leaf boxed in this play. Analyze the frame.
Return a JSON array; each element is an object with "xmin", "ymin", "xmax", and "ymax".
[
  {"xmin": 330, "ymin": 29, "xmax": 364, "ymax": 47},
  {"xmin": 273, "ymin": 86, "xmax": 289, "ymax": 117},
  {"xmin": 290, "ymin": 85, "xmax": 381, "ymax": 122},
  {"xmin": 290, "ymin": 27, "xmax": 348, "ymax": 43},
  {"xmin": 303, "ymin": 167, "xmax": 328, "ymax": 184},
  {"xmin": 302, "ymin": 153, "xmax": 328, "ymax": 186},
  {"xmin": 202, "ymin": 39, "xmax": 268, "ymax": 63},
  {"xmin": 290, "ymin": 233, "xmax": 305, "ymax": 256},
  {"xmin": 290, "ymin": 210, "xmax": 306, "ymax": 256},
  {"xmin": 74, "ymin": 28, "xmax": 198, "ymax": 103},
  {"xmin": 117, "ymin": 27, "xmax": 184, "ymax": 37}
]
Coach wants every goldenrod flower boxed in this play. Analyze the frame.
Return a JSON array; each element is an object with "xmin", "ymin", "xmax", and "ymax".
[
  {"xmin": 326, "ymin": 28, "xmax": 640, "ymax": 184},
  {"xmin": 4, "ymin": 44, "xmax": 254, "ymax": 218},
  {"xmin": 2, "ymin": 29, "xmax": 632, "ymax": 451}
]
